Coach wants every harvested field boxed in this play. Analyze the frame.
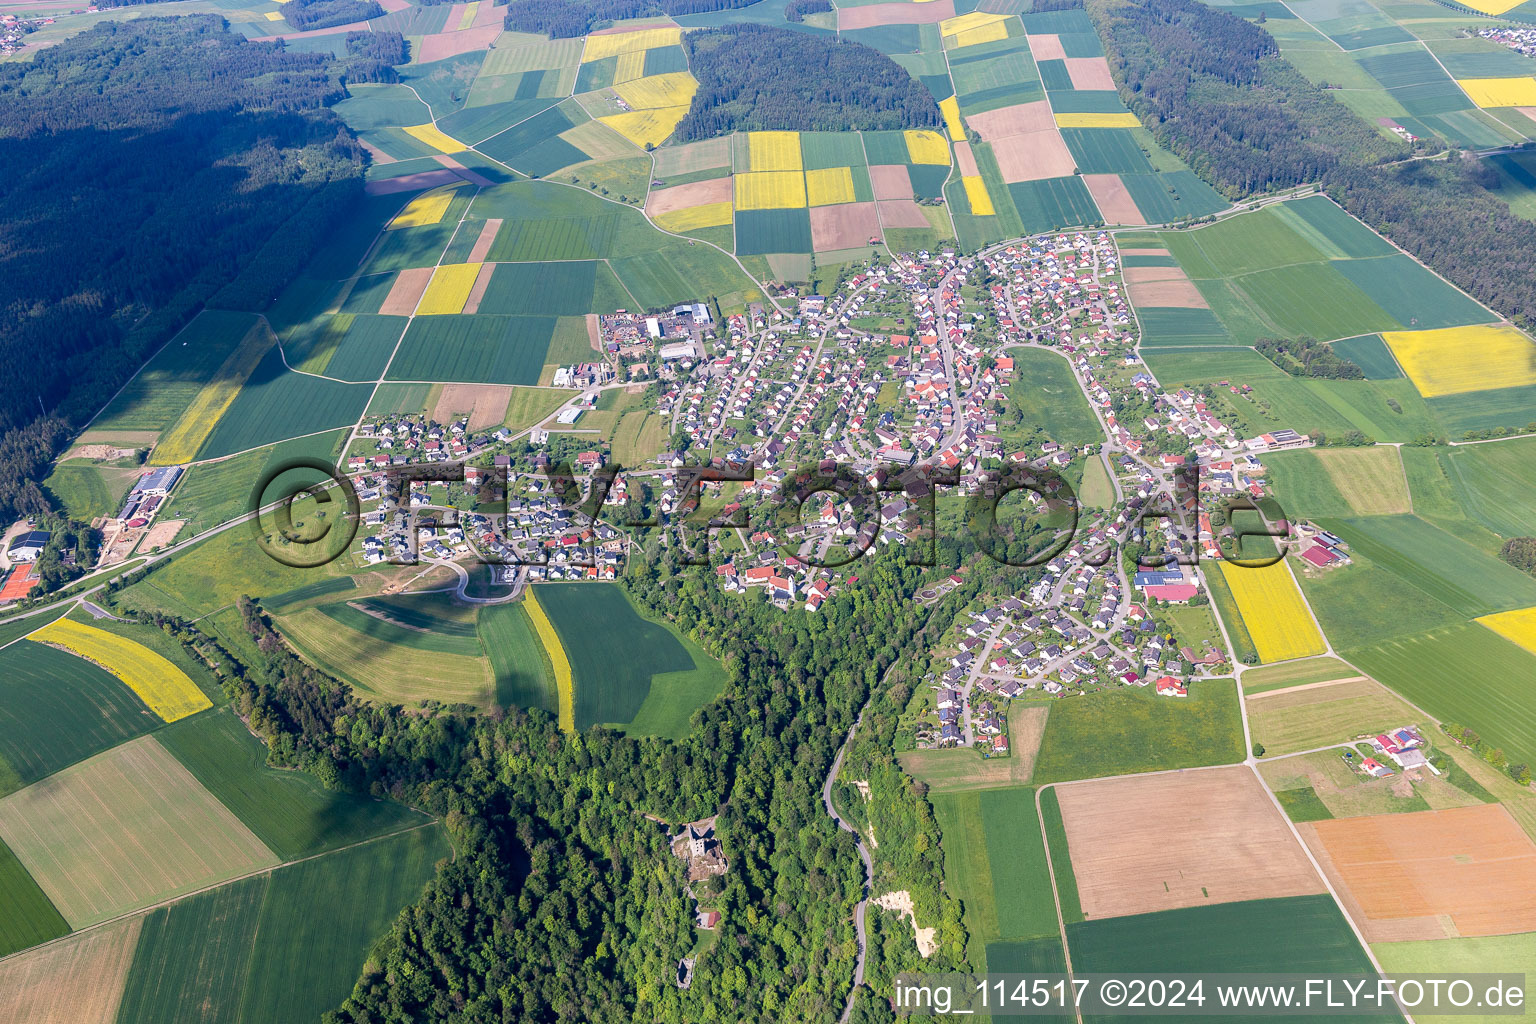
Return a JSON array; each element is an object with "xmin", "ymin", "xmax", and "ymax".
[
  {"xmin": 432, "ymin": 383, "xmax": 514, "ymax": 429},
  {"xmin": 1062, "ymin": 56, "xmax": 1117, "ymax": 90},
  {"xmin": 0, "ymin": 737, "xmax": 278, "ymax": 927},
  {"xmin": 1082, "ymin": 173, "xmax": 1144, "ymax": 225},
  {"xmin": 810, "ymin": 202, "xmax": 883, "ymax": 251},
  {"xmin": 991, "ymin": 130, "xmax": 1076, "ymax": 182},
  {"xmin": 1055, "ymin": 766, "xmax": 1324, "ymax": 919},
  {"xmin": 952, "ymin": 141, "xmax": 979, "ymax": 177},
  {"xmin": 459, "ymin": 262, "xmax": 495, "ymax": 314},
  {"xmin": 433, "ymin": 154, "xmax": 495, "ymax": 187},
  {"xmin": 877, "ymin": 199, "xmax": 935, "ymax": 228},
  {"xmin": 0, "ymin": 917, "xmax": 143, "ymax": 1024},
  {"xmin": 1027, "ymin": 33, "xmax": 1067, "ymax": 61},
  {"xmin": 379, "ymin": 267, "xmax": 434, "ymax": 314},
  {"xmin": 646, "ymin": 176, "xmax": 732, "ymax": 219},
  {"xmin": 870, "ymin": 164, "xmax": 915, "ymax": 200},
  {"xmin": 417, "ymin": 23, "xmax": 500, "ymax": 62},
  {"xmin": 364, "ymin": 169, "xmax": 462, "ymax": 195},
  {"xmin": 966, "ymin": 100, "xmax": 1055, "ymax": 141},
  {"xmin": 1302, "ymin": 803, "xmax": 1536, "ymax": 940},
  {"xmin": 838, "ymin": 0, "xmax": 955, "ymax": 28}
]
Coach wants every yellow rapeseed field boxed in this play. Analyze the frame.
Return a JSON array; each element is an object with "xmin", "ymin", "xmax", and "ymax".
[
  {"xmin": 582, "ymin": 26, "xmax": 681, "ymax": 62},
  {"xmin": 614, "ymin": 49, "xmax": 646, "ymax": 85},
  {"xmin": 939, "ymin": 11, "xmax": 1009, "ymax": 38},
  {"xmin": 951, "ymin": 22, "xmax": 1010, "ymax": 48},
  {"xmin": 525, "ymin": 590, "xmax": 574, "ymax": 732},
  {"xmin": 600, "ymin": 105, "xmax": 690, "ymax": 148},
  {"xmin": 614, "ymin": 71, "xmax": 698, "ymax": 110},
  {"xmin": 1219, "ymin": 559, "xmax": 1327, "ymax": 664},
  {"xmin": 655, "ymin": 201, "xmax": 734, "ymax": 232},
  {"xmin": 389, "ymin": 183, "xmax": 462, "ymax": 229},
  {"xmin": 1381, "ymin": 324, "xmax": 1536, "ymax": 398},
  {"xmin": 806, "ymin": 166, "xmax": 856, "ymax": 207},
  {"xmin": 402, "ymin": 123, "xmax": 466, "ymax": 155},
  {"xmin": 1456, "ymin": 77, "xmax": 1536, "ymax": 108},
  {"xmin": 417, "ymin": 263, "xmax": 483, "ymax": 315},
  {"xmin": 264, "ymin": 11, "xmax": 284, "ymax": 21},
  {"xmin": 456, "ymin": 1, "xmax": 479, "ymax": 30},
  {"xmin": 151, "ymin": 322, "xmax": 272, "ymax": 465},
  {"xmin": 904, "ymin": 129, "xmax": 951, "ymax": 165},
  {"xmin": 940, "ymin": 96, "xmax": 966, "ymax": 142},
  {"xmin": 962, "ymin": 175, "xmax": 995, "ymax": 216},
  {"xmin": 34, "ymin": 619, "xmax": 211, "ymax": 722},
  {"xmin": 734, "ymin": 170, "xmax": 807, "ymax": 210},
  {"xmin": 748, "ymin": 130, "xmax": 803, "ymax": 171},
  {"xmin": 1476, "ymin": 606, "xmax": 1536, "ymax": 657},
  {"xmin": 1055, "ymin": 112, "xmax": 1141, "ymax": 128}
]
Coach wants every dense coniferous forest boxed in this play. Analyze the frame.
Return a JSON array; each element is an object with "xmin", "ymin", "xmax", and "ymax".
[
  {"xmin": 503, "ymin": 0, "xmax": 759, "ymax": 38},
  {"xmin": 335, "ymin": 30, "xmax": 409, "ymax": 83},
  {"xmin": 0, "ymin": 17, "xmax": 366, "ymax": 524},
  {"xmin": 784, "ymin": 0, "xmax": 832, "ymax": 22},
  {"xmin": 1255, "ymin": 336, "xmax": 1364, "ymax": 379},
  {"xmin": 282, "ymin": 0, "xmax": 386, "ymax": 31},
  {"xmin": 107, "ymin": 533, "xmax": 987, "ymax": 1022},
  {"xmin": 1088, "ymin": 0, "xmax": 1536, "ymax": 330},
  {"xmin": 675, "ymin": 25, "xmax": 942, "ymax": 140}
]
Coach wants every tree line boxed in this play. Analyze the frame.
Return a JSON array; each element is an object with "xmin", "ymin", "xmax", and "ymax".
[
  {"xmin": 0, "ymin": 17, "xmax": 397, "ymax": 526},
  {"xmin": 674, "ymin": 24, "xmax": 941, "ymax": 141},
  {"xmin": 1254, "ymin": 336, "xmax": 1364, "ymax": 379},
  {"xmin": 1086, "ymin": 0, "xmax": 1536, "ymax": 336}
]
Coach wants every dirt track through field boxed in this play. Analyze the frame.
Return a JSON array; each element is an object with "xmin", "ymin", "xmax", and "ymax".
[
  {"xmin": 1056, "ymin": 766, "xmax": 1325, "ymax": 919},
  {"xmin": 1246, "ymin": 676, "xmax": 1368, "ymax": 701}
]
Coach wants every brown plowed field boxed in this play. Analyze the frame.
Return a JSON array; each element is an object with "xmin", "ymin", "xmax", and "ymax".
[{"xmin": 992, "ymin": 130, "xmax": 1076, "ymax": 182}]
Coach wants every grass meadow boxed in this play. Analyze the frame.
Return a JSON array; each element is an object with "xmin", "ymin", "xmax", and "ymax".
[{"xmin": 1031, "ymin": 682, "xmax": 1245, "ymax": 783}]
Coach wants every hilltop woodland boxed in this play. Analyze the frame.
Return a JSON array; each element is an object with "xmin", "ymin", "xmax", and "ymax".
[
  {"xmin": 675, "ymin": 25, "xmax": 943, "ymax": 140},
  {"xmin": 0, "ymin": 17, "xmax": 369, "ymax": 526},
  {"xmin": 504, "ymin": 0, "xmax": 759, "ymax": 38},
  {"xmin": 1088, "ymin": 0, "xmax": 1536, "ymax": 331},
  {"xmin": 1255, "ymin": 336, "xmax": 1364, "ymax": 379}
]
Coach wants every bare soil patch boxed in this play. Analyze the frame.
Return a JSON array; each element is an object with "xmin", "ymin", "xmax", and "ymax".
[
  {"xmin": 467, "ymin": 219, "xmax": 502, "ymax": 263},
  {"xmin": 459, "ymin": 263, "xmax": 496, "ymax": 315},
  {"xmin": 991, "ymin": 130, "xmax": 1076, "ymax": 182},
  {"xmin": 434, "ymin": 154, "xmax": 495, "ymax": 187},
  {"xmin": 810, "ymin": 202, "xmax": 883, "ymax": 251},
  {"xmin": 359, "ymin": 140, "xmax": 397, "ymax": 164},
  {"xmin": 1028, "ymin": 33, "xmax": 1067, "ymax": 61},
  {"xmin": 877, "ymin": 200, "xmax": 934, "ymax": 229},
  {"xmin": 869, "ymin": 164, "xmax": 915, "ymax": 201},
  {"xmin": 136, "ymin": 519, "xmax": 185, "ymax": 553},
  {"xmin": 418, "ymin": 23, "xmax": 502, "ymax": 62},
  {"xmin": 645, "ymin": 176, "xmax": 733, "ymax": 219},
  {"xmin": 1064, "ymin": 56, "xmax": 1117, "ymax": 91},
  {"xmin": 380, "ymin": 267, "xmax": 436, "ymax": 315},
  {"xmin": 965, "ymin": 100, "xmax": 1054, "ymax": 142},
  {"xmin": 1082, "ymin": 173, "xmax": 1144, "ymax": 225},
  {"xmin": 953, "ymin": 141, "xmax": 979, "ymax": 177},
  {"xmin": 433, "ymin": 383, "xmax": 515, "ymax": 430},
  {"xmin": 1301, "ymin": 804, "xmax": 1536, "ymax": 940},
  {"xmin": 0, "ymin": 917, "xmax": 143, "ymax": 1024},
  {"xmin": 838, "ymin": 0, "xmax": 955, "ymax": 28},
  {"xmin": 364, "ymin": 169, "xmax": 462, "ymax": 196},
  {"xmin": 1055, "ymin": 766, "xmax": 1324, "ymax": 919},
  {"xmin": 1127, "ymin": 271, "xmax": 1208, "ymax": 308}
]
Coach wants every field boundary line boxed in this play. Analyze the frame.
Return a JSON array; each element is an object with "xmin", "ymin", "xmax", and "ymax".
[
  {"xmin": 1035, "ymin": 784, "xmax": 1085, "ymax": 1024},
  {"xmin": 0, "ymin": 818, "xmax": 443, "ymax": 968}
]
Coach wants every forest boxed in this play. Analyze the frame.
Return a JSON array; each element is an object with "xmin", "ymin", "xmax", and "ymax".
[
  {"xmin": 0, "ymin": 17, "xmax": 369, "ymax": 525},
  {"xmin": 1254, "ymin": 336, "xmax": 1364, "ymax": 379},
  {"xmin": 784, "ymin": 0, "xmax": 832, "ymax": 22},
  {"xmin": 283, "ymin": 0, "xmax": 385, "ymax": 32},
  {"xmin": 503, "ymin": 0, "xmax": 759, "ymax": 39},
  {"xmin": 674, "ymin": 25, "xmax": 942, "ymax": 141},
  {"xmin": 1087, "ymin": 0, "xmax": 1536, "ymax": 331}
]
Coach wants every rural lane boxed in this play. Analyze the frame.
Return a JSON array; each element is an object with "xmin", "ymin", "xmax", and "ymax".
[{"xmin": 823, "ymin": 707, "xmax": 875, "ymax": 1024}]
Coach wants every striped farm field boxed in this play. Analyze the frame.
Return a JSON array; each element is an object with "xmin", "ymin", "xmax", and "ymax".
[
  {"xmin": 735, "ymin": 170, "xmax": 808, "ymax": 210},
  {"xmin": 904, "ymin": 129, "xmax": 951, "ymax": 165},
  {"xmin": 416, "ymin": 262, "xmax": 484, "ymax": 315},
  {"xmin": 1381, "ymin": 324, "xmax": 1536, "ymax": 398},
  {"xmin": 31, "ymin": 618, "xmax": 210, "ymax": 723},
  {"xmin": 524, "ymin": 589, "xmax": 574, "ymax": 731},
  {"xmin": 963, "ymin": 175, "xmax": 996, "ymax": 216},
  {"xmin": 149, "ymin": 320, "xmax": 271, "ymax": 465},
  {"xmin": 748, "ymin": 130, "xmax": 803, "ymax": 171},
  {"xmin": 806, "ymin": 166, "xmax": 856, "ymax": 206},
  {"xmin": 582, "ymin": 25, "xmax": 681, "ymax": 61},
  {"xmin": 1476, "ymin": 606, "xmax": 1536, "ymax": 657},
  {"xmin": 940, "ymin": 95, "xmax": 966, "ymax": 141},
  {"xmin": 1457, "ymin": 77, "xmax": 1536, "ymax": 108},
  {"xmin": 1054, "ymin": 111, "xmax": 1140, "ymax": 128},
  {"xmin": 940, "ymin": 11, "xmax": 1011, "ymax": 48},
  {"xmin": 0, "ymin": 916, "xmax": 142, "ymax": 1024},
  {"xmin": 655, "ymin": 201, "xmax": 733, "ymax": 231},
  {"xmin": 388, "ymin": 184, "xmax": 461, "ymax": 229},
  {"xmin": 1218, "ymin": 559, "xmax": 1328, "ymax": 663},
  {"xmin": 0, "ymin": 736, "xmax": 278, "ymax": 927},
  {"xmin": 400, "ymin": 122, "xmax": 466, "ymax": 154}
]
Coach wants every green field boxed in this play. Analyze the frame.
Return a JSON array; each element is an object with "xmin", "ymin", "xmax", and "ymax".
[
  {"xmin": 1347, "ymin": 622, "xmax": 1536, "ymax": 769},
  {"xmin": 157, "ymin": 707, "xmax": 427, "ymax": 860},
  {"xmin": 1329, "ymin": 334, "xmax": 1402, "ymax": 378},
  {"xmin": 0, "ymin": 640, "xmax": 157, "ymax": 796},
  {"xmin": 1006, "ymin": 175, "xmax": 1101, "ymax": 234},
  {"xmin": 477, "ymin": 602, "xmax": 556, "ymax": 713},
  {"xmin": 91, "ymin": 310, "xmax": 261, "ymax": 435},
  {"xmin": 162, "ymin": 429, "xmax": 347, "ymax": 538},
  {"xmin": 316, "ymin": 596, "xmax": 482, "ymax": 656},
  {"xmin": 0, "ymin": 834, "xmax": 68, "ymax": 958},
  {"xmin": 535, "ymin": 583, "xmax": 727, "ymax": 734},
  {"xmin": 1068, "ymin": 895, "xmax": 1397, "ymax": 1024},
  {"xmin": 387, "ymin": 314, "xmax": 557, "ymax": 385},
  {"xmin": 42, "ymin": 459, "xmax": 140, "ymax": 522},
  {"xmin": 1031, "ymin": 682, "xmax": 1245, "ymax": 783},
  {"xmin": 1374, "ymin": 933, "xmax": 1536, "ymax": 1024},
  {"xmin": 1437, "ymin": 436, "xmax": 1536, "ymax": 541},
  {"xmin": 475, "ymin": 260, "xmax": 633, "ymax": 316},
  {"xmin": 115, "ymin": 824, "xmax": 446, "ymax": 1024},
  {"xmin": 197, "ymin": 348, "xmax": 374, "ymax": 460},
  {"xmin": 734, "ymin": 208, "xmax": 815, "ymax": 257},
  {"xmin": 1004, "ymin": 349, "xmax": 1102, "ymax": 447},
  {"xmin": 1038, "ymin": 786, "xmax": 1083, "ymax": 924},
  {"xmin": 1274, "ymin": 785, "xmax": 1335, "ymax": 822},
  {"xmin": 1293, "ymin": 541, "xmax": 1464, "ymax": 650}
]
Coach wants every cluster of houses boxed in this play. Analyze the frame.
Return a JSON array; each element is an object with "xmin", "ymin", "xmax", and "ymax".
[
  {"xmin": 1355, "ymin": 725, "xmax": 1431, "ymax": 778},
  {"xmin": 1480, "ymin": 24, "xmax": 1536, "ymax": 58}
]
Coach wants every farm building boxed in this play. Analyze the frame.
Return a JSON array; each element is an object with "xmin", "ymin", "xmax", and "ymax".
[{"xmin": 6, "ymin": 529, "xmax": 49, "ymax": 562}]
